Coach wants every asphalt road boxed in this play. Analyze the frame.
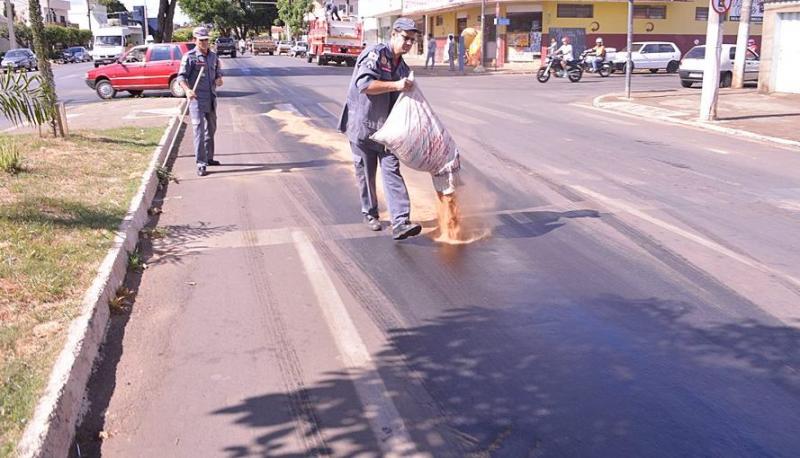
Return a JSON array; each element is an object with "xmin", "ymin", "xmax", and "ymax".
[{"xmin": 74, "ymin": 54, "xmax": 800, "ymax": 457}]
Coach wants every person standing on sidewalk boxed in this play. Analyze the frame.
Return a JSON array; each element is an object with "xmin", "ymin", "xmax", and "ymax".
[
  {"xmin": 447, "ymin": 34, "xmax": 456, "ymax": 71},
  {"xmin": 425, "ymin": 34, "xmax": 437, "ymax": 69},
  {"xmin": 178, "ymin": 26, "xmax": 224, "ymax": 177},
  {"xmin": 338, "ymin": 17, "xmax": 423, "ymax": 241}
]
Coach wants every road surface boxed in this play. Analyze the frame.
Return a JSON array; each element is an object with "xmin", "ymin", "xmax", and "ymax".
[{"xmin": 73, "ymin": 55, "xmax": 800, "ymax": 457}]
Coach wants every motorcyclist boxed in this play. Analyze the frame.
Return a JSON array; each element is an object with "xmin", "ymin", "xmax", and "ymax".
[
  {"xmin": 585, "ymin": 37, "xmax": 606, "ymax": 72},
  {"xmin": 554, "ymin": 36, "xmax": 574, "ymax": 77}
]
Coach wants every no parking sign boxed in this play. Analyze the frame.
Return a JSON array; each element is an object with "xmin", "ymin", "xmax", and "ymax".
[{"xmin": 712, "ymin": 0, "xmax": 733, "ymax": 14}]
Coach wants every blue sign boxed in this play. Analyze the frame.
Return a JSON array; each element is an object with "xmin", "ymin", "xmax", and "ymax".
[{"xmin": 494, "ymin": 17, "xmax": 511, "ymax": 26}]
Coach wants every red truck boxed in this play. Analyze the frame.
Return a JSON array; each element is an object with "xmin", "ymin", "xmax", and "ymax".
[
  {"xmin": 85, "ymin": 42, "xmax": 194, "ymax": 99},
  {"xmin": 307, "ymin": 18, "xmax": 363, "ymax": 66}
]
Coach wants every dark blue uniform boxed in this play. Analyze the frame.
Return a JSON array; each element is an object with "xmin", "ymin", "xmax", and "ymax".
[
  {"xmin": 178, "ymin": 48, "xmax": 223, "ymax": 168},
  {"xmin": 339, "ymin": 43, "xmax": 412, "ymax": 227}
]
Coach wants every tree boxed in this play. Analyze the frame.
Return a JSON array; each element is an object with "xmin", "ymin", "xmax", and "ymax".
[
  {"xmin": 27, "ymin": 0, "xmax": 63, "ymax": 136},
  {"xmin": 177, "ymin": 0, "xmax": 277, "ymax": 38},
  {"xmin": 97, "ymin": 0, "xmax": 128, "ymax": 14},
  {"xmin": 0, "ymin": 71, "xmax": 48, "ymax": 127},
  {"xmin": 0, "ymin": 22, "xmax": 32, "ymax": 48},
  {"xmin": 154, "ymin": 0, "xmax": 179, "ymax": 43},
  {"xmin": 275, "ymin": 0, "xmax": 312, "ymax": 38}
]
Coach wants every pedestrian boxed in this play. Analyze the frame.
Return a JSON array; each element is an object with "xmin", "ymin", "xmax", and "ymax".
[
  {"xmin": 238, "ymin": 36, "xmax": 246, "ymax": 55},
  {"xmin": 178, "ymin": 26, "xmax": 224, "ymax": 177},
  {"xmin": 446, "ymin": 34, "xmax": 456, "ymax": 71},
  {"xmin": 326, "ymin": 0, "xmax": 341, "ymax": 21},
  {"xmin": 425, "ymin": 33, "xmax": 436, "ymax": 69},
  {"xmin": 338, "ymin": 17, "xmax": 423, "ymax": 241},
  {"xmin": 747, "ymin": 38, "xmax": 758, "ymax": 56}
]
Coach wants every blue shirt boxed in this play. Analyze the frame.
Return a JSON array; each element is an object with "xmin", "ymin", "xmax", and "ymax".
[
  {"xmin": 178, "ymin": 48, "xmax": 223, "ymax": 113},
  {"xmin": 339, "ymin": 43, "xmax": 410, "ymax": 144}
]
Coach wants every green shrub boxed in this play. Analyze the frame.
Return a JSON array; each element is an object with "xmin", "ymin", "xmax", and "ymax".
[{"xmin": 0, "ymin": 139, "xmax": 23, "ymax": 175}]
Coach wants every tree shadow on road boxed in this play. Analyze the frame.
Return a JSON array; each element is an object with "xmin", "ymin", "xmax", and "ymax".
[{"xmin": 210, "ymin": 295, "xmax": 800, "ymax": 457}]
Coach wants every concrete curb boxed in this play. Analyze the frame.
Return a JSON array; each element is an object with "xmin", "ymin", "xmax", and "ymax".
[
  {"xmin": 16, "ymin": 102, "xmax": 187, "ymax": 458},
  {"xmin": 592, "ymin": 93, "xmax": 800, "ymax": 150}
]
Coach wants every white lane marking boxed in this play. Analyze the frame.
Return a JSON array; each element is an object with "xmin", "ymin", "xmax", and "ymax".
[
  {"xmin": 291, "ymin": 230, "xmax": 421, "ymax": 458},
  {"xmin": 317, "ymin": 102, "xmax": 339, "ymax": 118},
  {"xmin": 573, "ymin": 108, "xmax": 636, "ymax": 126},
  {"xmin": 571, "ymin": 185, "xmax": 800, "ymax": 289},
  {"xmin": 434, "ymin": 106, "xmax": 484, "ymax": 125},
  {"xmin": 706, "ymin": 147, "xmax": 731, "ymax": 155},
  {"xmin": 452, "ymin": 100, "xmax": 533, "ymax": 124},
  {"xmin": 240, "ymin": 67, "xmax": 252, "ymax": 74},
  {"xmin": 274, "ymin": 103, "xmax": 302, "ymax": 116}
]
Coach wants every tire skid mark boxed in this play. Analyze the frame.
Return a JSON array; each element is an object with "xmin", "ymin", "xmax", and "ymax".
[{"xmin": 236, "ymin": 184, "xmax": 331, "ymax": 455}]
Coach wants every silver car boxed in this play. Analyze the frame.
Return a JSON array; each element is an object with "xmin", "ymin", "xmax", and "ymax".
[
  {"xmin": 2, "ymin": 48, "xmax": 38, "ymax": 72},
  {"xmin": 290, "ymin": 41, "xmax": 308, "ymax": 58},
  {"xmin": 277, "ymin": 41, "xmax": 293, "ymax": 55}
]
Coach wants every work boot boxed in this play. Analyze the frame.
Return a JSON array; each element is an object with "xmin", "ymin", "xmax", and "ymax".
[
  {"xmin": 392, "ymin": 221, "xmax": 422, "ymax": 240},
  {"xmin": 207, "ymin": 159, "xmax": 221, "ymax": 166},
  {"xmin": 364, "ymin": 215, "xmax": 382, "ymax": 231}
]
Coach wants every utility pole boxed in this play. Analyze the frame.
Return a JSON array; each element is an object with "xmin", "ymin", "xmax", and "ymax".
[
  {"xmin": 625, "ymin": 0, "xmax": 633, "ymax": 99},
  {"xmin": 700, "ymin": 0, "xmax": 726, "ymax": 121},
  {"xmin": 732, "ymin": 0, "xmax": 752, "ymax": 88},
  {"xmin": 86, "ymin": 0, "xmax": 92, "ymax": 33},
  {"xmin": 5, "ymin": 0, "xmax": 17, "ymax": 49},
  {"xmin": 475, "ymin": 0, "xmax": 486, "ymax": 72}
]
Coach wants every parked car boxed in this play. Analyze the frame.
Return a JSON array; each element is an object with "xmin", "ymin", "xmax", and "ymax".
[
  {"xmin": 679, "ymin": 44, "xmax": 760, "ymax": 88},
  {"xmin": 290, "ymin": 41, "xmax": 308, "ymax": 58},
  {"xmin": 1, "ymin": 48, "xmax": 38, "ymax": 72},
  {"xmin": 612, "ymin": 41, "xmax": 682, "ymax": 73},
  {"xmin": 252, "ymin": 36, "xmax": 277, "ymax": 55},
  {"xmin": 277, "ymin": 40, "xmax": 293, "ymax": 55},
  {"xmin": 84, "ymin": 42, "xmax": 195, "ymax": 100},
  {"xmin": 63, "ymin": 46, "xmax": 92, "ymax": 63},
  {"xmin": 215, "ymin": 37, "xmax": 237, "ymax": 58}
]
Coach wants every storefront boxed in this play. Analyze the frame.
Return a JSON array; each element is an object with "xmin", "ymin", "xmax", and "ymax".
[{"xmin": 505, "ymin": 4, "xmax": 544, "ymax": 62}]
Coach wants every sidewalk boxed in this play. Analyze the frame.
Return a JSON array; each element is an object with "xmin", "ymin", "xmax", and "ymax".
[
  {"xmin": 594, "ymin": 88, "xmax": 800, "ymax": 148},
  {"xmin": 403, "ymin": 54, "xmax": 539, "ymax": 76}
]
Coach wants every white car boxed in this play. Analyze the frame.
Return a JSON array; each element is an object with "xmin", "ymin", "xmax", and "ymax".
[
  {"xmin": 612, "ymin": 41, "xmax": 682, "ymax": 74},
  {"xmin": 277, "ymin": 41, "xmax": 293, "ymax": 55},
  {"xmin": 679, "ymin": 44, "xmax": 760, "ymax": 88}
]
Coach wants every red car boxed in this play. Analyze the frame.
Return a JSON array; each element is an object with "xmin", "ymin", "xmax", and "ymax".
[{"xmin": 85, "ymin": 42, "xmax": 195, "ymax": 100}]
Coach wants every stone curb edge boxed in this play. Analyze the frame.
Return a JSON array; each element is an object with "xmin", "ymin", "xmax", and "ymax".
[
  {"xmin": 16, "ymin": 102, "xmax": 187, "ymax": 458},
  {"xmin": 592, "ymin": 93, "xmax": 800, "ymax": 150}
]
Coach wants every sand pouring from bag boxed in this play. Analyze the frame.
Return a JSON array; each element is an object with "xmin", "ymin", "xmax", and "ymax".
[{"xmin": 434, "ymin": 192, "xmax": 490, "ymax": 245}]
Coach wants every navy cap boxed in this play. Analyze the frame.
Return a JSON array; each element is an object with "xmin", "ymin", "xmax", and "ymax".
[
  {"xmin": 392, "ymin": 17, "xmax": 420, "ymax": 33},
  {"xmin": 193, "ymin": 26, "xmax": 210, "ymax": 39}
]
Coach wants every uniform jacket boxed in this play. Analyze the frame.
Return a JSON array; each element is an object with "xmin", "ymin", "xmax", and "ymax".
[
  {"xmin": 338, "ymin": 43, "xmax": 410, "ymax": 144},
  {"xmin": 178, "ymin": 48, "xmax": 223, "ymax": 113}
]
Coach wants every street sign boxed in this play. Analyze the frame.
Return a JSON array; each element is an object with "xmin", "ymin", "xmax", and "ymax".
[
  {"xmin": 711, "ymin": 0, "xmax": 733, "ymax": 14},
  {"xmin": 494, "ymin": 17, "xmax": 510, "ymax": 26}
]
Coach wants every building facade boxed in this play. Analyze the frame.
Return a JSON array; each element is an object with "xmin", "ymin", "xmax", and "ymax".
[
  {"xmin": 758, "ymin": 0, "xmax": 800, "ymax": 93},
  {"xmin": 68, "ymin": 1, "xmax": 109, "ymax": 32},
  {"xmin": 12, "ymin": 0, "xmax": 71, "ymax": 26},
  {"xmin": 360, "ymin": 0, "xmax": 764, "ymax": 65}
]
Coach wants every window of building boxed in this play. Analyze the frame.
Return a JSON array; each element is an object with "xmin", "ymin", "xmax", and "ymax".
[
  {"xmin": 150, "ymin": 45, "xmax": 171, "ymax": 62},
  {"xmin": 633, "ymin": 5, "xmax": 667, "ymax": 19},
  {"xmin": 508, "ymin": 12, "xmax": 542, "ymax": 33},
  {"xmin": 557, "ymin": 4, "xmax": 593, "ymax": 18},
  {"xmin": 695, "ymin": 7, "xmax": 709, "ymax": 21},
  {"xmin": 435, "ymin": 16, "xmax": 443, "ymax": 26}
]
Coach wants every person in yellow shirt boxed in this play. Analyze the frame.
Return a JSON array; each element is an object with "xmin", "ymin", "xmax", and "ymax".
[{"xmin": 587, "ymin": 37, "xmax": 607, "ymax": 73}]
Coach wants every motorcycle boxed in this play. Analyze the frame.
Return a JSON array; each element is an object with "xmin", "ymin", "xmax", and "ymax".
[
  {"xmin": 537, "ymin": 54, "xmax": 582, "ymax": 83},
  {"xmin": 579, "ymin": 50, "xmax": 611, "ymax": 77}
]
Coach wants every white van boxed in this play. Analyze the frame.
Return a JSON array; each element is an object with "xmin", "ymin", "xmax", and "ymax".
[
  {"xmin": 679, "ymin": 44, "xmax": 760, "ymax": 88},
  {"xmin": 91, "ymin": 25, "xmax": 144, "ymax": 68}
]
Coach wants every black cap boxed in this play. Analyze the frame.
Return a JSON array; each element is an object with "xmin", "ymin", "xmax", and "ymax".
[{"xmin": 393, "ymin": 17, "xmax": 420, "ymax": 33}]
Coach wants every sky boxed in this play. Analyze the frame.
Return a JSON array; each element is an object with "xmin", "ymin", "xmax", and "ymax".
[{"xmin": 68, "ymin": 0, "xmax": 191, "ymax": 26}]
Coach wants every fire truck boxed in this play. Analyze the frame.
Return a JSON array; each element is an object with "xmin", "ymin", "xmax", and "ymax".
[{"xmin": 307, "ymin": 17, "xmax": 364, "ymax": 66}]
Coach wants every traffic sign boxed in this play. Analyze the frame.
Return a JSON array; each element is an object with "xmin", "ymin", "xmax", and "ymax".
[
  {"xmin": 711, "ymin": 0, "xmax": 732, "ymax": 14},
  {"xmin": 494, "ymin": 17, "xmax": 511, "ymax": 26}
]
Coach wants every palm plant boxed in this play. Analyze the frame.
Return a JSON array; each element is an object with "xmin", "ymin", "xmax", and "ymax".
[{"xmin": 0, "ymin": 70, "xmax": 49, "ymax": 127}]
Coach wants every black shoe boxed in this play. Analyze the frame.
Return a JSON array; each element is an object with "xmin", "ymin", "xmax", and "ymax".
[
  {"xmin": 364, "ymin": 215, "xmax": 382, "ymax": 231},
  {"xmin": 207, "ymin": 159, "xmax": 221, "ymax": 166},
  {"xmin": 196, "ymin": 166, "xmax": 207, "ymax": 176},
  {"xmin": 392, "ymin": 222, "xmax": 422, "ymax": 240}
]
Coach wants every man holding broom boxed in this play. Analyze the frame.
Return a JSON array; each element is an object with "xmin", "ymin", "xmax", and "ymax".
[{"xmin": 178, "ymin": 26, "xmax": 224, "ymax": 177}]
